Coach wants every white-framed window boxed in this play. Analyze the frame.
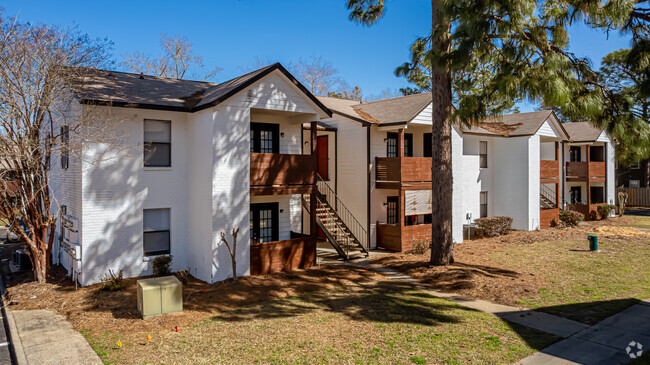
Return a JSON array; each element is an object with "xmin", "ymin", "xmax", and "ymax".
[
  {"xmin": 144, "ymin": 119, "xmax": 171, "ymax": 167},
  {"xmin": 479, "ymin": 141, "xmax": 488, "ymax": 168},
  {"xmin": 630, "ymin": 180, "xmax": 641, "ymax": 188},
  {"xmin": 60, "ymin": 125, "xmax": 69, "ymax": 169},
  {"xmin": 630, "ymin": 162, "xmax": 640, "ymax": 169},
  {"xmin": 143, "ymin": 208, "xmax": 170, "ymax": 256},
  {"xmin": 480, "ymin": 191, "xmax": 488, "ymax": 218}
]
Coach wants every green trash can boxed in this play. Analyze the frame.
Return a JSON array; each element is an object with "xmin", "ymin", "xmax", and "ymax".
[{"xmin": 588, "ymin": 235, "xmax": 599, "ymax": 251}]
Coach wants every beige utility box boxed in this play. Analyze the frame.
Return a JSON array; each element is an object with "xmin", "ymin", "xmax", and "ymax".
[{"xmin": 137, "ymin": 276, "xmax": 183, "ymax": 319}]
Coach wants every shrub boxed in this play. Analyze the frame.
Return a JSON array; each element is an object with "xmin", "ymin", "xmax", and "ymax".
[
  {"xmin": 559, "ymin": 210, "xmax": 584, "ymax": 227},
  {"xmin": 597, "ymin": 204, "xmax": 616, "ymax": 219},
  {"xmin": 152, "ymin": 255, "xmax": 173, "ymax": 276},
  {"xmin": 175, "ymin": 268, "xmax": 191, "ymax": 284},
  {"xmin": 474, "ymin": 216, "xmax": 513, "ymax": 238},
  {"xmin": 100, "ymin": 269, "xmax": 125, "ymax": 291},
  {"xmin": 408, "ymin": 239, "xmax": 431, "ymax": 255}
]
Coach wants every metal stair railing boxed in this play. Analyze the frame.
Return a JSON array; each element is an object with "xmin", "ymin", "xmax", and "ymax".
[
  {"xmin": 316, "ymin": 174, "xmax": 369, "ymax": 254},
  {"xmin": 540, "ymin": 184, "xmax": 558, "ymax": 209},
  {"xmin": 302, "ymin": 194, "xmax": 350, "ymax": 259}
]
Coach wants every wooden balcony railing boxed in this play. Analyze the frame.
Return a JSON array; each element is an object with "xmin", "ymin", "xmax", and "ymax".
[
  {"xmin": 589, "ymin": 161, "xmax": 606, "ymax": 178},
  {"xmin": 565, "ymin": 161, "xmax": 606, "ymax": 180},
  {"xmin": 250, "ymin": 153, "xmax": 316, "ymax": 187},
  {"xmin": 376, "ymin": 157, "xmax": 432, "ymax": 185},
  {"xmin": 540, "ymin": 160, "xmax": 559, "ymax": 180}
]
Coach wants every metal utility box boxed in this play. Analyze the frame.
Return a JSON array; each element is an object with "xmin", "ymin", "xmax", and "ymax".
[{"xmin": 137, "ymin": 276, "xmax": 182, "ymax": 319}]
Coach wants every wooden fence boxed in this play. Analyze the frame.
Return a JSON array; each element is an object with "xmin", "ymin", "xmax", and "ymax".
[{"xmin": 616, "ymin": 187, "xmax": 650, "ymax": 207}]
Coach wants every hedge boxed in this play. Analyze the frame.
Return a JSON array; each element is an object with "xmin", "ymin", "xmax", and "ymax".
[{"xmin": 474, "ymin": 216, "xmax": 513, "ymax": 238}]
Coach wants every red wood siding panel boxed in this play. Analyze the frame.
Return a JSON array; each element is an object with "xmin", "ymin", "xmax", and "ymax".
[
  {"xmin": 401, "ymin": 224, "xmax": 432, "ymax": 252},
  {"xmin": 376, "ymin": 157, "xmax": 401, "ymax": 182},
  {"xmin": 250, "ymin": 153, "xmax": 316, "ymax": 187},
  {"xmin": 249, "ymin": 237, "xmax": 317, "ymax": 275},
  {"xmin": 589, "ymin": 162, "xmax": 606, "ymax": 178},
  {"xmin": 377, "ymin": 223, "xmax": 401, "ymax": 251},
  {"xmin": 540, "ymin": 160, "xmax": 559, "ymax": 180},
  {"xmin": 566, "ymin": 162, "xmax": 588, "ymax": 179},
  {"xmin": 540, "ymin": 208, "xmax": 559, "ymax": 228},
  {"xmin": 401, "ymin": 158, "xmax": 433, "ymax": 182}
]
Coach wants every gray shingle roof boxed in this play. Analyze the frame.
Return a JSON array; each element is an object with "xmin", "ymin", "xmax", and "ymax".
[
  {"xmin": 69, "ymin": 63, "xmax": 331, "ymax": 115},
  {"xmin": 317, "ymin": 92, "xmax": 433, "ymax": 125},
  {"xmin": 562, "ymin": 122, "xmax": 603, "ymax": 142}
]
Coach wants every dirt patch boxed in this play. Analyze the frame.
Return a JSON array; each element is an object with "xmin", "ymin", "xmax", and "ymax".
[{"xmin": 4, "ymin": 264, "xmax": 384, "ymax": 336}]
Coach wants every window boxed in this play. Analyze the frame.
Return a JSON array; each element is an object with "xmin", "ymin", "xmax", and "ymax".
[
  {"xmin": 569, "ymin": 146, "xmax": 581, "ymax": 162},
  {"xmin": 143, "ymin": 209, "xmax": 170, "ymax": 256},
  {"xmin": 630, "ymin": 162, "xmax": 640, "ymax": 169},
  {"xmin": 60, "ymin": 125, "xmax": 69, "ymax": 169},
  {"xmin": 144, "ymin": 120, "xmax": 171, "ymax": 167},
  {"xmin": 386, "ymin": 133, "xmax": 398, "ymax": 157},
  {"xmin": 250, "ymin": 123, "xmax": 279, "ymax": 153},
  {"xmin": 387, "ymin": 132, "xmax": 413, "ymax": 157},
  {"xmin": 479, "ymin": 141, "xmax": 487, "ymax": 168},
  {"xmin": 250, "ymin": 203, "xmax": 278, "ymax": 244},
  {"xmin": 386, "ymin": 197, "xmax": 399, "ymax": 224},
  {"xmin": 630, "ymin": 180, "xmax": 640, "ymax": 188},
  {"xmin": 480, "ymin": 191, "xmax": 488, "ymax": 218}
]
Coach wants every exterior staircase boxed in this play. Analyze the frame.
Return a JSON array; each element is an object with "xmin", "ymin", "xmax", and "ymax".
[
  {"xmin": 302, "ymin": 176, "xmax": 369, "ymax": 260},
  {"xmin": 540, "ymin": 184, "xmax": 558, "ymax": 209}
]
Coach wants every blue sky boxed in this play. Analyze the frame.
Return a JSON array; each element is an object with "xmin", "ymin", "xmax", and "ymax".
[{"xmin": 3, "ymin": 0, "xmax": 631, "ymax": 110}]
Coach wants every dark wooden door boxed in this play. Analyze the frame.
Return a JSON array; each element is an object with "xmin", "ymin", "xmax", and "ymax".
[{"xmin": 317, "ymin": 135, "xmax": 328, "ymax": 180}]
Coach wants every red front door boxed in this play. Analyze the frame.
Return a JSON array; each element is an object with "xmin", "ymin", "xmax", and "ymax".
[{"xmin": 317, "ymin": 135, "xmax": 328, "ymax": 180}]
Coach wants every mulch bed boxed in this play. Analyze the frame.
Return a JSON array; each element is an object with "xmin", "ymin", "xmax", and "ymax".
[
  {"xmin": 373, "ymin": 216, "xmax": 642, "ymax": 307},
  {"xmin": 3, "ymin": 264, "xmax": 384, "ymax": 335}
]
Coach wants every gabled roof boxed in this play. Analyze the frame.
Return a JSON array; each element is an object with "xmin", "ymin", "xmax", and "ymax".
[
  {"xmin": 467, "ymin": 110, "xmax": 569, "ymax": 138},
  {"xmin": 353, "ymin": 92, "xmax": 432, "ymax": 124},
  {"xmin": 69, "ymin": 63, "xmax": 331, "ymax": 116},
  {"xmin": 562, "ymin": 122, "xmax": 604, "ymax": 142},
  {"xmin": 317, "ymin": 92, "xmax": 432, "ymax": 126}
]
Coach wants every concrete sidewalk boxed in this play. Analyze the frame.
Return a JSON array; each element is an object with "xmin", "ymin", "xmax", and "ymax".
[
  {"xmin": 7, "ymin": 310, "xmax": 102, "ymax": 365},
  {"xmin": 518, "ymin": 299, "xmax": 650, "ymax": 364}
]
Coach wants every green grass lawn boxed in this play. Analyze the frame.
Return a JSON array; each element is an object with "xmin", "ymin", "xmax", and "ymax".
[
  {"xmin": 628, "ymin": 215, "xmax": 650, "ymax": 229},
  {"xmin": 85, "ymin": 281, "xmax": 557, "ymax": 364},
  {"xmin": 489, "ymin": 233, "xmax": 650, "ymax": 324}
]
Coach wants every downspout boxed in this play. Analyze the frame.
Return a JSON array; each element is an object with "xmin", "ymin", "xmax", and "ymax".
[{"xmin": 366, "ymin": 125, "xmax": 371, "ymax": 249}]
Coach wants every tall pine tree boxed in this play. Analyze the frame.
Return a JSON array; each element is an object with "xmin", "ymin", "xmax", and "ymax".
[{"xmin": 346, "ymin": 0, "xmax": 649, "ymax": 265}]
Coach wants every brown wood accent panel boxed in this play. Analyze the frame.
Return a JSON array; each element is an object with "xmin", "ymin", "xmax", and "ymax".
[
  {"xmin": 376, "ymin": 157, "xmax": 401, "ymax": 182},
  {"xmin": 540, "ymin": 208, "xmax": 559, "ymax": 228},
  {"xmin": 377, "ymin": 223, "xmax": 401, "ymax": 251},
  {"xmin": 589, "ymin": 162, "xmax": 606, "ymax": 178},
  {"xmin": 250, "ymin": 185, "xmax": 316, "ymax": 196},
  {"xmin": 566, "ymin": 162, "xmax": 588, "ymax": 179},
  {"xmin": 401, "ymin": 224, "xmax": 432, "ymax": 252},
  {"xmin": 376, "ymin": 181, "xmax": 401, "ymax": 189},
  {"xmin": 250, "ymin": 237, "xmax": 317, "ymax": 275},
  {"xmin": 250, "ymin": 153, "xmax": 316, "ymax": 187},
  {"xmin": 401, "ymin": 157, "xmax": 433, "ymax": 182},
  {"xmin": 540, "ymin": 160, "xmax": 559, "ymax": 180},
  {"xmin": 567, "ymin": 204, "xmax": 601, "ymax": 220}
]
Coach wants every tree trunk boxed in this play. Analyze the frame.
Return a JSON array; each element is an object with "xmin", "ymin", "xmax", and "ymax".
[{"xmin": 429, "ymin": 0, "xmax": 454, "ymax": 266}]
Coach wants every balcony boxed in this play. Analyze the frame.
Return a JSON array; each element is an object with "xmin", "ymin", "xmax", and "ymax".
[
  {"xmin": 377, "ymin": 223, "xmax": 431, "ymax": 252},
  {"xmin": 540, "ymin": 160, "xmax": 559, "ymax": 181},
  {"xmin": 565, "ymin": 161, "xmax": 606, "ymax": 181},
  {"xmin": 375, "ymin": 157, "xmax": 432, "ymax": 189},
  {"xmin": 250, "ymin": 153, "xmax": 316, "ymax": 195}
]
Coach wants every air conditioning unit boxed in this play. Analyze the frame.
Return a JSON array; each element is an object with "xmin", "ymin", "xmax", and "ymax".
[{"xmin": 137, "ymin": 276, "xmax": 183, "ymax": 319}]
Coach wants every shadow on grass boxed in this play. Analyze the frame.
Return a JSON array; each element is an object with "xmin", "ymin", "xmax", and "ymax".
[
  {"xmin": 211, "ymin": 279, "xmax": 464, "ymax": 326},
  {"xmin": 529, "ymin": 298, "xmax": 643, "ymax": 326}
]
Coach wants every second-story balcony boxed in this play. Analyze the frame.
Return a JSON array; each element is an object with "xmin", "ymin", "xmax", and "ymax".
[
  {"xmin": 375, "ymin": 157, "xmax": 432, "ymax": 189},
  {"xmin": 565, "ymin": 161, "xmax": 606, "ymax": 181},
  {"xmin": 540, "ymin": 160, "xmax": 559, "ymax": 181},
  {"xmin": 250, "ymin": 153, "xmax": 316, "ymax": 195}
]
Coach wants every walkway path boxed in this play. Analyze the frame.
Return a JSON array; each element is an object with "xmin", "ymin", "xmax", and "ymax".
[
  {"xmin": 6, "ymin": 309, "xmax": 102, "ymax": 365},
  {"xmin": 324, "ymin": 254, "xmax": 648, "ymax": 364}
]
